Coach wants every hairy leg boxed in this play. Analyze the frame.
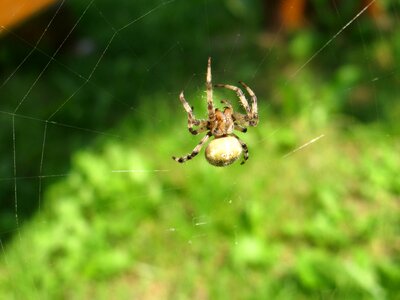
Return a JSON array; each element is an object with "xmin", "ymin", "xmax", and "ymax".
[
  {"xmin": 220, "ymin": 99, "xmax": 233, "ymax": 109},
  {"xmin": 179, "ymin": 91, "xmax": 208, "ymax": 135},
  {"xmin": 172, "ymin": 132, "xmax": 211, "ymax": 163},
  {"xmin": 214, "ymin": 84, "xmax": 251, "ymax": 116},
  {"xmin": 232, "ymin": 133, "xmax": 249, "ymax": 164},
  {"xmin": 206, "ymin": 57, "xmax": 215, "ymax": 121},
  {"xmin": 239, "ymin": 81, "xmax": 258, "ymax": 126},
  {"xmin": 234, "ymin": 124, "xmax": 247, "ymax": 133}
]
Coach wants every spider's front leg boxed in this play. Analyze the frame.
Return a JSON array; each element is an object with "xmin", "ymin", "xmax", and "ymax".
[
  {"xmin": 172, "ymin": 132, "xmax": 212, "ymax": 163},
  {"xmin": 179, "ymin": 91, "xmax": 208, "ymax": 135},
  {"xmin": 239, "ymin": 81, "xmax": 258, "ymax": 126},
  {"xmin": 214, "ymin": 84, "xmax": 251, "ymax": 116},
  {"xmin": 206, "ymin": 57, "xmax": 216, "ymax": 122},
  {"xmin": 214, "ymin": 81, "xmax": 258, "ymax": 127}
]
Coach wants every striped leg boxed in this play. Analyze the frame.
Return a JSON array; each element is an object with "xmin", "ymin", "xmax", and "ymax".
[
  {"xmin": 214, "ymin": 84, "xmax": 251, "ymax": 116},
  {"xmin": 232, "ymin": 133, "xmax": 249, "ymax": 165},
  {"xmin": 239, "ymin": 81, "xmax": 258, "ymax": 126},
  {"xmin": 179, "ymin": 91, "xmax": 208, "ymax": 135},
  {"xmin": 206, "ymin": 57, "xmax": 215, "ymax": 121},
  {"xmin": 189, "ymin": 123, "xmax": 209, "ymax": 135},
  {"xmin": 223, "ymin": 99, "xmax": 248, "ymax": 132},
  {"xmin": 172, "ymin": 132, "xmax": 212, "ymax": 163},
  {"xmin": 234, "ymin": 124, "xmax": 247, "ymax": 133},
  {"xmin": 232, "ymin": 112, "xmax": 251, "ymax": 128},
  {"xmin": 220, "ymin": 99, "xmax": 233, "ymax": 109}
]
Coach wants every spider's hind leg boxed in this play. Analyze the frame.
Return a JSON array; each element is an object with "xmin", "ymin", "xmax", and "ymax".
[
  {"xmin": 232, "ymin": 133, "xmax": 249, "ymax": 164},
  {"xmin": 172, "ymin": 132, "xmax": 211, "ymax": 163}
]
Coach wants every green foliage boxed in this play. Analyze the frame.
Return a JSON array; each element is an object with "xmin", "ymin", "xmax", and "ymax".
[{"xmin": 1, "ymin": 94, "xmax": 399, "ymax": 298}]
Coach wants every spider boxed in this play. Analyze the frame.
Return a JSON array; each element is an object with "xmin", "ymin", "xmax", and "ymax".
[{"xmin": 172, "ymin": 57, "xmax": 258, "ymax": 166}]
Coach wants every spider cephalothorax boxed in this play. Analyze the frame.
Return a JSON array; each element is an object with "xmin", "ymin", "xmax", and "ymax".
[{"xmin": 172, "ymin": 57, "xmax": 258, "ymax": 166}]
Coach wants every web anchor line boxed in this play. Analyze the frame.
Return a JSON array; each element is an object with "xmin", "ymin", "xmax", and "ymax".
[{"xmin": 289, "ymin": 0, "xmax": 377, "ymax": 80}]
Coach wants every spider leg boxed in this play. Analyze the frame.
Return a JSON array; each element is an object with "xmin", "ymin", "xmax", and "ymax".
[
  {"xmin": 239, "ymin": 81, "xmax": 258, "ymax": 126},
  {"xmin": 179, "ymin": 91, "xmax": 208, "ymax": 135},
  {"xmin": 214, "ymin": 84, "xmax": 251, "ymax": 116},
  {"xmin": 234, "ymin": 124, "xmax": 247, "ymax": 133},
  {"xmin": 189, "ymin": 122, "xmax": 209, "ymax": 135},
  {"xmin": 206, "ymin": 57, "xmax": 215, "ymax": 121},
  {"xmin": 232, "ymin": 112, "xmax": 251, "ymax": 128},
  {"xmin": 172, "ymin": 132, "xmax": 212, "ymax": 163},
  {"xmin": 220, "ymin": 99, "xmax": 233, "ymax": 109},
  {"xmin": 232, "ymin": 133, "xmax": 249, "ymax": 165}
]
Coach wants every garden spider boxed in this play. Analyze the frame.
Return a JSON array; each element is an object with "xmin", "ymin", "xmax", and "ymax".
[{"xmin": 172, "ymin": 57, "xmax": 258, "ymax": 166}]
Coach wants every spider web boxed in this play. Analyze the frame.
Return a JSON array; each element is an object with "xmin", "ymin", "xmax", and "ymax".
[{"xmin": 0, "ymin": 0, "xmax": 399, "ymax": 298}]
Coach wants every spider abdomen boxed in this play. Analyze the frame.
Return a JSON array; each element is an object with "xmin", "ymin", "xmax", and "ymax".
[{"xmin": 205, "ymin": 136, "xmax": 242, "ymax": 167}]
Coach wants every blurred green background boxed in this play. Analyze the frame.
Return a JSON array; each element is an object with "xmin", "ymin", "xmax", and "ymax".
[{"xmin": 0, "ymin": 0, "xmax": 399, "ymax": 299}]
